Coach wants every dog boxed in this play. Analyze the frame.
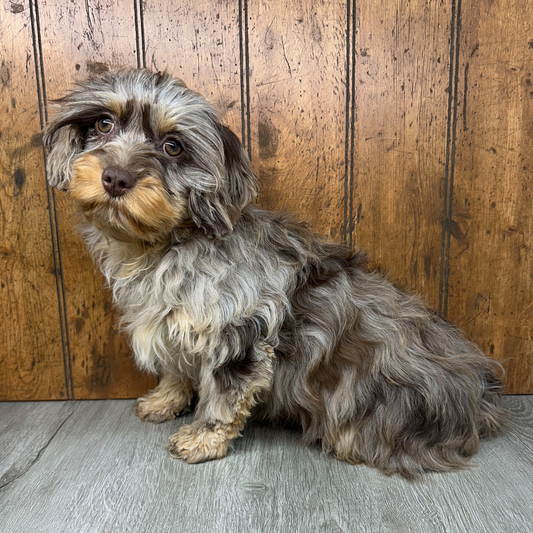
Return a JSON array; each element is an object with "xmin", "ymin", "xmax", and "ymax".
[{"xmin": 43, "ymin": 69, "xmax": 506, "ymax": 479}]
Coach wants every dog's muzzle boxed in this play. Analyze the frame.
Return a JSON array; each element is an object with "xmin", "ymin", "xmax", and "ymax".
[{"xmin": 102, "ymin": 166, "xmax": 136, "ymax": 197}]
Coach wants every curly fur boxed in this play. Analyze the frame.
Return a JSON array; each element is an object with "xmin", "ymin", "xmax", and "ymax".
[{"xmin": 44, "ymin": 69, "xmax": 506, "ymax": 479}]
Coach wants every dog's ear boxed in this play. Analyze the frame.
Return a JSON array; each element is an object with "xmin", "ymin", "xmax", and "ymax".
[
  {"xmin": 189, "ymin": 124, "xmax": 258, "ymax": 238},
  {"xmin": 42, "ymin": 105, "xmax": 86, "ymax": 191}
]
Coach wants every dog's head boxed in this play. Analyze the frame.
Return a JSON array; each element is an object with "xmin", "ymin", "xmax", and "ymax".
[{"xmin": 43, "ymin": 69, "xmax": 257, "ymax": 242}]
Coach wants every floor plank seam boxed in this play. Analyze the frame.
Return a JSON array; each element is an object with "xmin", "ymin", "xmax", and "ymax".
[{"xmin": 0, "ymin": 403, "xmax": 78, "ymax": 492}]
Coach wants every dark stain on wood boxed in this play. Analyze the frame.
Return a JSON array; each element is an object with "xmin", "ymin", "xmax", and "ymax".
[{"xmin": 12, "ymin": 168, "xmax": 26, "ymax": 196}]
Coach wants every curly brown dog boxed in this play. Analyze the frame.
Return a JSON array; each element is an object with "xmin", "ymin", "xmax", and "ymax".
[{"xmin": 44, "ymin": 69, "xmax": 506, "ymax": 479}]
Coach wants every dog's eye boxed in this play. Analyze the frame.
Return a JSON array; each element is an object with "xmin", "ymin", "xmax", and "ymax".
[
  {"xmin": 96, "ymin": 116, "xmax": 115, "ymax": 135},
  {"xmin": 163, "ymin": 139, "xmax": 183, "ymax": 157}
]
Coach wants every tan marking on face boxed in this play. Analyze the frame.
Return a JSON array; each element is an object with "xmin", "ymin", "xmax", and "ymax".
[
  {"xmin": 104, "ymin": 95, "xmax": 133, "ymax": 120},
  {"xmin": 70, "ymin": 154, "xmax": 108, "ymax": 209},
  {"xmin": 70, "ymin": 153, "xmax": 188, "ymax": 243},
  {"xmin": 124, "ymin": 176, "xmax": 188, "ymax": 238}
]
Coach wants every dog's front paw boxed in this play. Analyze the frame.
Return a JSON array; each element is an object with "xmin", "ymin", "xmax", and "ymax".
[
  {"xmin": 135, "ymin": 397, "xmax": 177, "ymax": 423},
  {"xmin": 135, "ymin": 392, "xmax": 191, "ymax": 424},
  {"xmin": 167, "ymin": 421, "xmax": 230, "ymax": 463}
]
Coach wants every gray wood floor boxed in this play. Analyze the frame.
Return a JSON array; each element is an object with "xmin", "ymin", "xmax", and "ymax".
[{"xmin": 1, "ymin": 396, "xmax": 532, "ymax": 533}]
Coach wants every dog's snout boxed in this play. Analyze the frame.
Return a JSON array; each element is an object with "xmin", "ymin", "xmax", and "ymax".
[{"xmin": 101, "ymin": 166, "xmax": 136, "ymax": 197}]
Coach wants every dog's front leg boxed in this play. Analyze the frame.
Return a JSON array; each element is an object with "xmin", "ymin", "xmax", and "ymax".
[{"xmin": 167, "ymin": 341, "xmax": 275, "ymax": 463}]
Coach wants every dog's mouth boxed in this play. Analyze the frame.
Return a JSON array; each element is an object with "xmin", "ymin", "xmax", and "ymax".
[{"xmin": 69, "ymin": 154, "xmax": 188, "ymax": 242}]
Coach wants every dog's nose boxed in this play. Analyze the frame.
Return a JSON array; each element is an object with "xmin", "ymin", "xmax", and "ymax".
[{"xmin": 101, "ymin": 166, "xmax": 136, "ymax": 197}]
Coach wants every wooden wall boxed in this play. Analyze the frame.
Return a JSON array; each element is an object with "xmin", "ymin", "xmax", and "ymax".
[{"xmin": 1, "ymin": 0, "xmax": 531, "ymax": 400}]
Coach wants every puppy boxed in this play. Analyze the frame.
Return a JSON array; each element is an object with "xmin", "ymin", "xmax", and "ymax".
[{"xmin": 44, "ymin": 69, "xmax": 506, "ymax": 479}]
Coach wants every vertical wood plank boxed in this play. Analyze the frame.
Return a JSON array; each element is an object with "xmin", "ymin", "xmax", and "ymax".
[
  {"xmin": 37, "ymin": 0, "xmax": 156, "ymax": 399},
  {"xmin": 247, "ymin": 0, "xmax": 347, "ymax": 240},
  {"xmin": 142, "ymin": 0, "xmax": 243, "ymax": 138},
  {"xmin": 0, "ymin": 1, "xmax": 66, "ymax": 400},
  {"xmin": 350, "ymin": 0, "xmax": 452, "ymax": 307},
  {"xmin": 448, "ymin": 0, "xmax": 533, "ymax": 394}
]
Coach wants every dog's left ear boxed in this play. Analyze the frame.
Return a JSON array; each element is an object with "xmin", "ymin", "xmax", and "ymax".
[
  {"xmin": 189, "ymin": 124, "xmax": 258, "ymax": 237},
  {"xmin": 42, "ymin": 107, "xmax": 85, "ymax": 191}
]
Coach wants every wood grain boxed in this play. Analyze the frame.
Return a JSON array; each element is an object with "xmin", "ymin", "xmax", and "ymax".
[
  {"xmin": 349, "ymin": 0, "xmax": 453, "ymax": 308},
  {"xmin": 0, "ymin": 401, "xmax": 77, "ymax": 489},
  {"xmin": 142, "ymin": 0, "xmax": 243, "ymax": 137},
  {"xmin": 37, "ymin": 0, "xmax": 156, "ymax": 399},
  {"xmin": 1, "ymin": 397, "xmax": 532, "ymax": 532},
  {"xmin": 248, "ymin": 0, "xmax": 347, "ymax": 240},
  {"xmin": 448, "ymin": 0, "xmax": 533, "ymax": 393},
  {"xmin": 0, "ymin": 2, "xmax": 66, "ymax": 400}
]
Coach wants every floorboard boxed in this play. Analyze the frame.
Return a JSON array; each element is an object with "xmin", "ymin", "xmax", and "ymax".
[{"xmin": 0, "ymin": 396, "xmax": 532, "ymax": 533}]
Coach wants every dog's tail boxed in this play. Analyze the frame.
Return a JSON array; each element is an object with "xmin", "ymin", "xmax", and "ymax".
[{"xmin": 477, "ymin": 357, "xmax": 508, "ymax": 438}]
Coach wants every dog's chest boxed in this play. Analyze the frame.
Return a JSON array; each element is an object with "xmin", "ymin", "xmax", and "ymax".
[
  {"xmin": 116, "ymin": 265, "xmax": 223, "ymax": 370},
  {"xmin": 108, "ymin": 245, "xmax": 271, "ymax": 370}
]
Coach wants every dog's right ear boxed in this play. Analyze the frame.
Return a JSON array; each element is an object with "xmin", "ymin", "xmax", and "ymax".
[{"xmin": 42, "ymin": 106, "xmax": 85, "ymax": 191}]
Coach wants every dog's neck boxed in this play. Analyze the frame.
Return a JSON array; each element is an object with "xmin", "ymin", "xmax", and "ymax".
[
  {"xmin": 81, "ymin": 223, "xmax": 169, "ymax": 281},
  {"xmin": 80, "ymin": 219, "xmax": 217, "ymax": 284}
]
